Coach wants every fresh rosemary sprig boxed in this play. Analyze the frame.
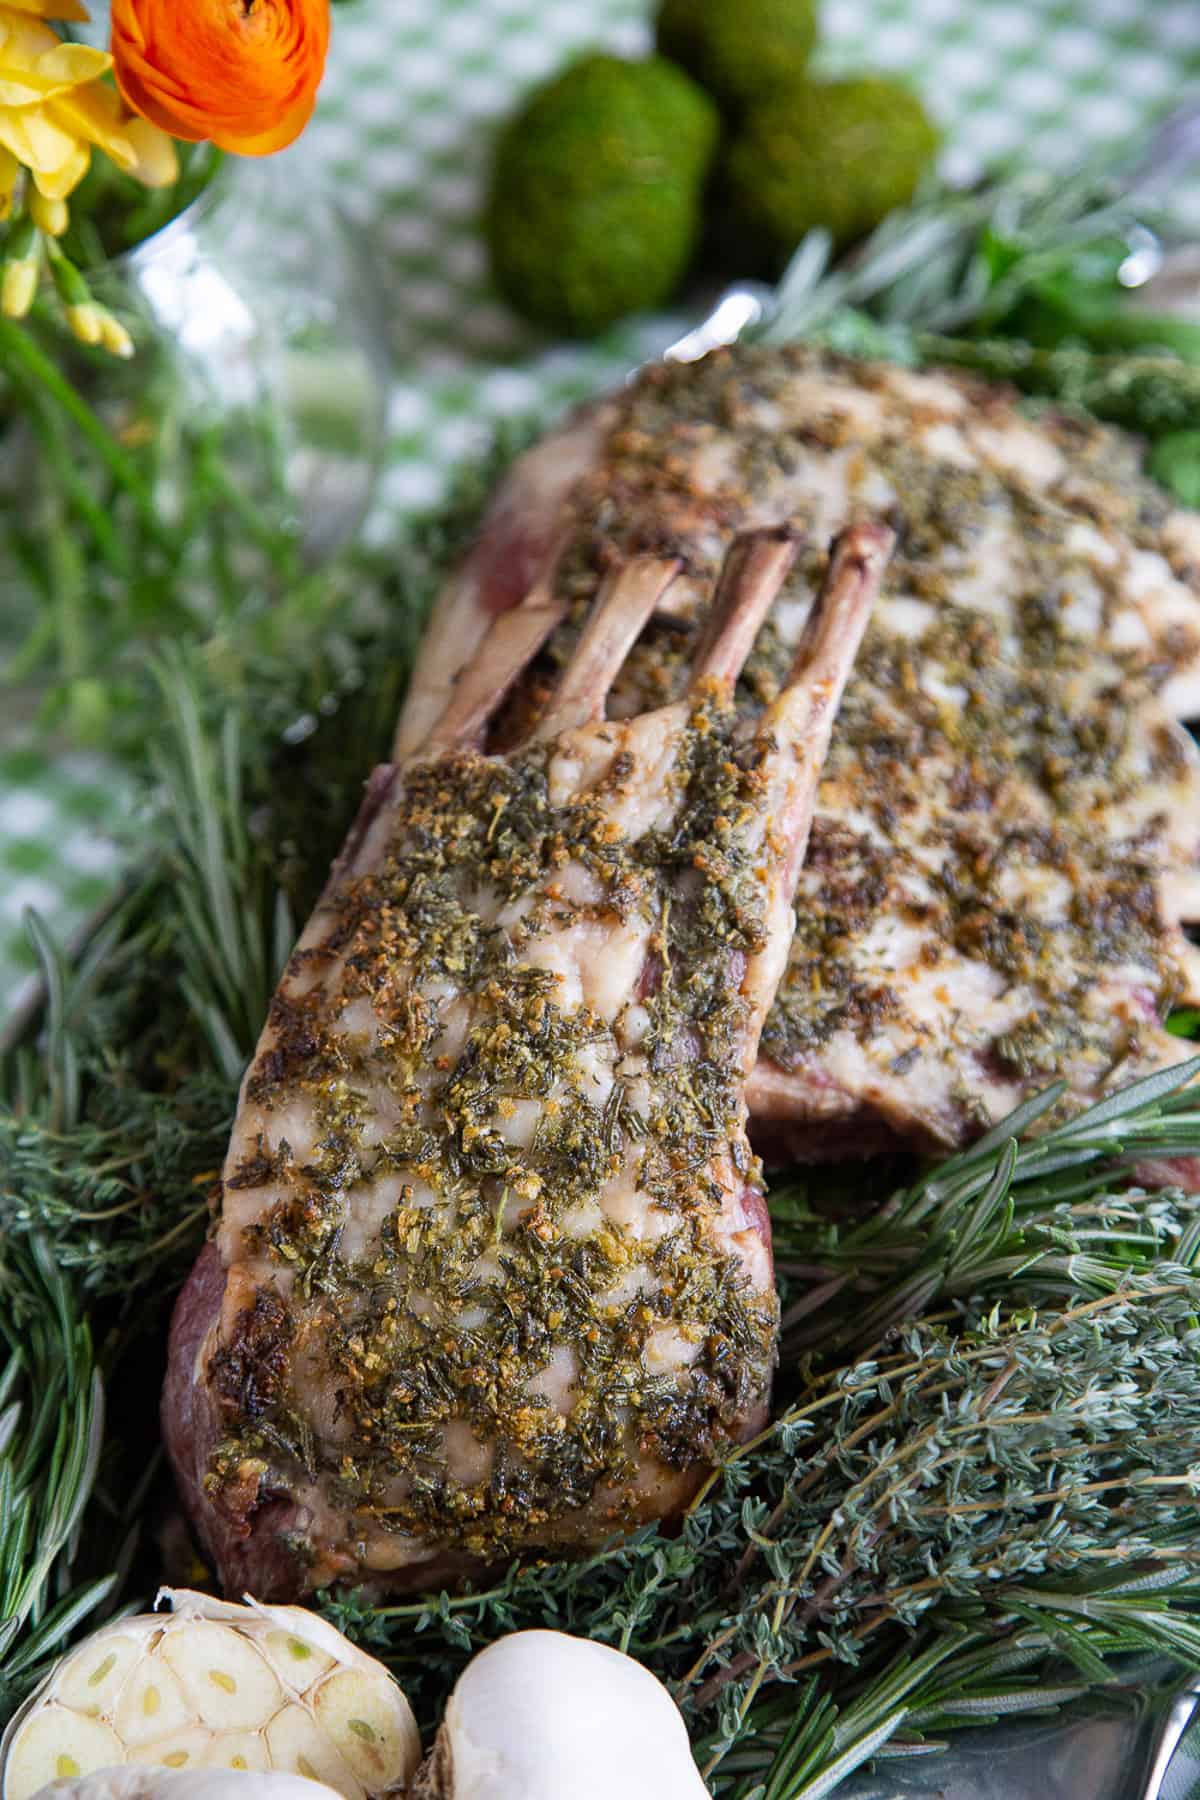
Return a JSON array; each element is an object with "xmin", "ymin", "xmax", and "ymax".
[
  {"xmin": 0, "ymin": 1237, "xmax": 114, "ymax": 1717},
  {"xmin": 148, "ymin": 653, "xmax": 296, "ymax": 1080},
  {"xmin": 744, "ymin": 150, "xmax": 1200, "ymax": 494},
  {"xmin": 717, "ymin": 1614, "xmax": 1187, "ymax": 1800},
  {"xmin": 752, "ymin": 164, "xmax": 1163, "ymax": 344},
  {"xmin": 773, "ymin": 1057, "xmax": 1200, "ymax": 1351}
]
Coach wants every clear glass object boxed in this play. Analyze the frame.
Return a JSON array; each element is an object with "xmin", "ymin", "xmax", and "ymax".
[
  {"xmin": 0, "ymin": 148, "xmax": 389, "ymax": 722},
  {"xmin": 89, "ymin": 150, "xmax": 390, "ymax": 560}
]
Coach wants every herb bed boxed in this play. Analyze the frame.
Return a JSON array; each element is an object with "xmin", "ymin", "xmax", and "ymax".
[{"xmin": 3, "ymin": 505, "xmax": 1200, "ymax": 1797}]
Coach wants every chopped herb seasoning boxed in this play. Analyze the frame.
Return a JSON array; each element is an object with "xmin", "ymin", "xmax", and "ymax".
[{"xmin": 211, "ymin": 692, "xmax": 778, "ymax": 1561}]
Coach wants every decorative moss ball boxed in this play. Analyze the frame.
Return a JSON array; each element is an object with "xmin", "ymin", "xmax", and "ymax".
[
  {"xmin": 655, "ymin": 0, "xmax": 819, "ymax": 114},
  {"xmin": 721, "ymin": 76, "xmax": 941, "ymax": 268},
  {"xmin": 484, "ymin": 53, "xmax": 720, "ymax": 338}
]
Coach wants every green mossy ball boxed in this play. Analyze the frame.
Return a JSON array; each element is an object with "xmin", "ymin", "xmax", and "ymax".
[
  {"xmin": 721, "ymin": 77, "xmax": 941, "ymax": 269},
  {"xmin": 656, "ymin": 0, "xmax": 819, "ymax": 113},
  {"xmin": 484, "ymin": 53, "xmax": 720, "ymax": 338}
]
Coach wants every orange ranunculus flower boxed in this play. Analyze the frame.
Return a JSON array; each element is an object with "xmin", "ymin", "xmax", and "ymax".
[{"xmin": 109, "ymin": 0, "xmax": 329, "ymax": 157}]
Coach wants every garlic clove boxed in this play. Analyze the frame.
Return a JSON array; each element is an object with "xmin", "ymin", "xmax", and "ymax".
[
  {"xmin": 56, "ymin": 1640, "xmax": 145, "ymax": 1718},
  {"xmin": 159, "ymin": 1625, "xmax": 283, "ymax": 1733},
  {"xmin": 264, "ymin": 1709, "xmax": 362, "ymax": 1799},
  {"xmin": 260, "ymin": 1635, "xmax": 335, "ymax": 1698},
  {"xmin": 415, "ymin": 1631, "xmax": 710, "ymax": 1800},
  {"xmin": 310, "ymin": 1672, "xmax": 416, "ymax": 1792},
  {"xmin": 3, "ymin": 1708, "xmax": 124, "ymax": 1797},
  {"xmin": 112, "ymin": 1662, "xmax": 191, "ymax": 1750}
]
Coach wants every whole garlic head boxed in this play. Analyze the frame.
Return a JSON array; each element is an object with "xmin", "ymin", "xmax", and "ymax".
[
  {"xmin": 0, "ymin": 1591, "xmax": 420, "ymax": 1800},
  {"xmin": 414, "ymin": 1631, "xmax": 709, "ymax": 1800}
]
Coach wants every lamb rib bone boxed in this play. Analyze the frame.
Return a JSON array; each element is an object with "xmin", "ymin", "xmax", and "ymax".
[{"xmin": 163, "ymin": 521, "xmax": 892, "ymax": 1600}]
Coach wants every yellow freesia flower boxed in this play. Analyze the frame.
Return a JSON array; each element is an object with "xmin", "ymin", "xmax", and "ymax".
[
  {"xmin": 5, "ymin": 0, "xmax": 91, "ymax": 20},
  {"xmin": 0, "ymin": 0, "xmax": 176, "ymax": 210},
  {"xmin": 0, "ymin": 0, "xmax": 179, "ymax": 347}
]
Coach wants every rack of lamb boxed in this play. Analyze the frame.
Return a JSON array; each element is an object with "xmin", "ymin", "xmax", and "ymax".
[{"xmin": 164, "ymin": 520, "xmax": 891, "ymax": 1599}]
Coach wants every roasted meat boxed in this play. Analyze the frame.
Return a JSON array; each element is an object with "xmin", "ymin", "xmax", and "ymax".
[
  {"xmin": 165, "ymin": 524, "xmax": 890, "ymax": 1599},
  {"xmin": 397, "ymin": 346, "xmax": 1200, "ymax": 1158}
]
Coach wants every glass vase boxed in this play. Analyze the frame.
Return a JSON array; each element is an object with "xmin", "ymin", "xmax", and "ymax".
[
  {"xmin": 93, "ymin": 149, "xmax": 390, "ymax": 560},
  {"xmin": 0, "ymin": 150, "xmax": 390, "ymax": 726}
]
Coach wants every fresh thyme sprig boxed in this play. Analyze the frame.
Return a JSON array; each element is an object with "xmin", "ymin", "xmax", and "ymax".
[
  {"xmin": 682, "ymin": 1278, "xmax": 1200, "ymax": 1759},
  {"xmin": 907, "ymin": 334, "xmax": 1200, "ymax": 440},
  {"xmin": 321, "ymin": 1235, "xmax": 1200, "ymax": 1793}
]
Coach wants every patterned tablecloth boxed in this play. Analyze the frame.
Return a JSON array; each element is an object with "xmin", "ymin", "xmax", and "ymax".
[{"xmin": 4, "ymin": 0, "xmax": 1200, "ymax": 1006}]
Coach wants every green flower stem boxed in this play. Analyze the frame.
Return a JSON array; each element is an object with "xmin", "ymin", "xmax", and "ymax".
[
  {"xmin": 0, "ymin": 316, "xmax": 171, "ymax": 549},
  {"xmin": 198, "ymin": 447, "xmax": 298, "ymax": 574},
  {"xmin": 4, "ymin": 609, "xmax": 57, "ymax": 687},
  {"xmin": 192, "ymin": 435, "xmax": 240, "ymax": 615},
  {"xmin": 34, "ymin": 453, "xmax": 91, "ymax": 705},
  {"xmin": 23, "ymin": 385, "xmax": 129, "ymax": 576}
]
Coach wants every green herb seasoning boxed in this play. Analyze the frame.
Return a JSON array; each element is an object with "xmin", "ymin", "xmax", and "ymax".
[{"xmin": 209, "ymin": 694, "xmax": 778, "ymax": 1563}]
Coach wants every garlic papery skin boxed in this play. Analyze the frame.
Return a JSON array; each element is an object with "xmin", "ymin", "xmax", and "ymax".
[
  {"xmin": 413, "ymin": 1631, "xmax": 710, "ymax": 1800},
  {"xmin": 32, "ymin": 1767, "xmax": 340, "ymax": 1800},
  {"xmin": 0, "ymin": 1592, "xmax": 420, "ymax": 1800}
]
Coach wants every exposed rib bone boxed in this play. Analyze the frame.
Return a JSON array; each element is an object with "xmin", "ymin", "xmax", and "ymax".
[
  {"xmin": 532, "ymin": 557, "xmax": 680, "ymax": 741},
  {"xmin": 423, "ymin": 598, "xmax": 566, "ymax": 754},
  {"xmin": 784, "ymin": 526, "xmax": 891, "ymax": 684},
  {"xmin": 763, "ymin": 523, "xmax": 894, "ymax": 890},
  {"xmin": 690, "ymin": 529, "xmax": 801, "ymax": 688}
]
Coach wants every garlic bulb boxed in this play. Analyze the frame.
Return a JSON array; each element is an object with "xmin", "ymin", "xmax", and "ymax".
[
  {"xmin": 414, "ymin": 1631, "xmax": 709, "ymax": 1800},
  {"xmin": 0, "ymin": 1592, "xmax": 420, "ymax": 1800},
  {"xmin": 31, "ymin": 1768, "xmax": 339, "ymax": 1800}
]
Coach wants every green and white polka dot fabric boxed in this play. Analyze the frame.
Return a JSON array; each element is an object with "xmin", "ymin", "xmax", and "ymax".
[{"xmin": 4, "ymin": 0, "xmax": 1200, "ymax": 1008}]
